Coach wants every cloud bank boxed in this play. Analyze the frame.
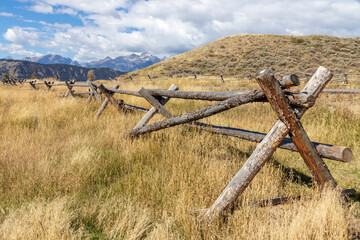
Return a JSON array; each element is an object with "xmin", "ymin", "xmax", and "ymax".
[{"xmin": 2, "ymin": 0, "xmax": 360, "ymax": 62}]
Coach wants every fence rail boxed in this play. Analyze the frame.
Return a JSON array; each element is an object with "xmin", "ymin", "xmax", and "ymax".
[{"xmin": 118, "ymin": 72, "xmax": 360, "ymax": 85}]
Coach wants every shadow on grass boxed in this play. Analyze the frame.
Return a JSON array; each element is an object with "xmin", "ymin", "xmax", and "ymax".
[{"xmin": 272, "ymin": 160, "xmax": 314, "ymax": 188}]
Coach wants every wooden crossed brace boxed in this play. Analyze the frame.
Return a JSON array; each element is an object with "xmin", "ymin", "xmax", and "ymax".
[
  {"xmin": 95, "ymin": 84, "xmax": 120, "ymax": 117},
  {"xmin": 126, "ymin": 77, "xmax": 303, "ymax": 138},
  {"xmin": 134, "ymin": 84, "xmax": 178, "ymax": 129},
  {"xmin": 95, "ymin": 84, "xmax": 148, "ymax": 117},
  {"xmin": 43, "ymin": 81, "xmax": 52, "ymax": 90},
  {"xmin": 29, "ymin": 81, "xmax": 38, "ymax": 90},
  {"xmin": 64, "ymin": 81, "xmax": 75, "ymax": 100},
  {"xmin": 202, "ymin": 66, "xmax": 336, "ymax": 222},
  {"xmin": 256, "ymin": 69, "xmax": 336, "ymax": 186},
  {"xmin": 87, "ymin": 80, "xmax": 101, "ymax": 103}
]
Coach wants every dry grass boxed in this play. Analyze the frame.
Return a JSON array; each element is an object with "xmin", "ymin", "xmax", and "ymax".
[
  {"xmin": 0, "ymin": 78, "xmax": 359, "ymax": 239},
  {"xmin": 133, "ymin": 34, "xmax": 360, "ymax": 76}
]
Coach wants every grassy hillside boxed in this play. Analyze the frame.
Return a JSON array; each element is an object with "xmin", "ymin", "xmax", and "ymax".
[
  {"xmin": 134, "ymin": 34, "xmax": 360, "ymax": 76},
  {"xmin": 0, "ymin": 79, "xmax": 359, "ymax": 239}
]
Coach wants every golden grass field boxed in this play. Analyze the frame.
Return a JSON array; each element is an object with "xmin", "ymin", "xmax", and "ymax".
[{"xmin": 0, "ymin": 76, "xmax": 360, "ymax": 239}]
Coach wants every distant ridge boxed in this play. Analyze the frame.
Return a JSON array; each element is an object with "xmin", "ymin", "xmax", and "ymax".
[
  {"xmin": 133, "ymin": 34, "xmax": 360, "ymax": 76},
  {"xmin": 15, "ymin": 52, "xmax": 165, "ymax": 72},
  {"xmin": 22, "ymin": 54, "xmax": 81, "ymax": 66},
  {"xmin": 83, "ymin": 52, "xmax": 165, "ymax": 72},
  {"xmin": 0, "ymin": 59, "xmax": 124, "ymax": 81}
]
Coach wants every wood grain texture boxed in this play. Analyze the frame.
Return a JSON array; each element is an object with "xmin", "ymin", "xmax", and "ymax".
[
  {"xmin": 126, "ymin": 88, "xmax": 266, "ymax": 137},
  {"xmin": 87, "ymin": 80, "xmax": 101, "ymax": 102},
  {"xmin": 95, "ymin": 84, "xmax": 119, "ymax": 118},
  {"xmin": 134, "ymin": 84, "xmax": 178, "ymax": 129},
  {"xmin": 190, "ymin": 122, "xmax": 352, "ymax": 162},
  {"xmin": 64, "ymin": 81, "xmax": 75, "ymax": 100},
  {"xmin": 138, "ymin": 87, "xmax": 173, "ymax": 118},
  {"xmin": 98, "ymin": 84, "xmax": 126, "ymax": 113},
  {"xmin": 203, "ymin": 66, "xmax": 334, "ymax": 222},
  {"xmin": 256, "ymin": 68, "xmax": 336, "ymax": 186}
]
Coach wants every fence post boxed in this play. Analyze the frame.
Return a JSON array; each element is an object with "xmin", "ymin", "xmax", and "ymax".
[
  {"xmin": 138, "ymin": 88, "xmax": 173, "ymax": 118},
  {"xmin": 342, "ymin": 74, "xmax": 348, "ymax": 85},
  {"xmin": 256, "ymin": 69, "xmax": 336, "ymax": 186},
  {"xmin": 95, "ymin": 84, "xmax": 120, "ymax": 118},
  {"xmin": 98, "ymin": 84, "xmax": 126, "ymax": 113},
  {"xmin": 44, "ymin": 81, "xmax": 52, "ymax": 90},
  {"xmin": 64, "ymin": 81, "xmax": 76, "ymax": 100},
  {"xmin": 87, "ymin": 80, "xmax": 101, "ymax": 102},
  {"xmin": 220, "ymin": 75, "xmax": 224, "ymax": 83},
  {"xmin": 29, "ymin": 81, "xmax": 38, "ymax": 90},
  {"xmin": 247, "ymin": 74, "xmax": 252, "ymax": 84},
  {"xmin": 202, "ymin": 66, "xmax": 333, "ymax": 222}
]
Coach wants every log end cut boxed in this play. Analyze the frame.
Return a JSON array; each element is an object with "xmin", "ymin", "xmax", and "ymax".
[{"xmin": 342, "ymin": 147, "xmax": 353, "ymax": 163}]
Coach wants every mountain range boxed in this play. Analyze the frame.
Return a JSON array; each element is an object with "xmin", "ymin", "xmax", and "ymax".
[
  {"xmin": 19, "ymin": 52, "xmax": 165, "ymax": 72},
  {"xmin": 0, "ymin": 59, "xmax": 124, "ymax": 81}
]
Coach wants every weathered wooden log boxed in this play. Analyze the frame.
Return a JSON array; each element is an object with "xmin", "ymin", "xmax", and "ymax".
[
  {"xmin": 134, "ymin": 84, "xmax": 178, "ymax": 129},
  {"xmin": 190, "ymin": 122, "xmax": 352, "ymax": 162},
  {"xmin": 98, "ymin": 84, "xmax": 126, "ymax": 113},
  {"xmin": 323, "ymin": 89, "xmax": 360, "ymax": 94},
  {"xmin": 29, "ymin": 82, "xmax": 38, "ymax": 90},
  {"xmin": 202, "ymin": 66, "xmax": 333, "ymax": 222},
  {"xmin": 278, "ymin": 74, "xmax": 299, "ymax": 88},
  {"xmin": 126, "ymin": 83, "xmax": 311, "ymax": 137},
  {"xmin": 95, "ymin": 74, "xmax": 299, "ymax": 101},
  {"xmin": 145, "ymin": 89, "xmax": 310, "ymax": 106},
  {"xmin": 87, "ymin": 80, "xmax": 101, "ymax": 102},
  {"xmin": 138, "ymin": 87, "xmax": 173, "ymax": 118},
  {"xmin": 10, "ymin": 79, "xmax": 17, "ymax": 86},
  {"xmin": 256, "ymin": 68, "xmax": 336, "ymax": 186},
  {"xmin": 284, "ymin": 93, "xmax": 315, "ymax": 108},
  {"xmin": 70, "ymin": 83, "xmax": 89, "ymax": 87},
  {"xmin": 49, "ymin": 83, "xmax": 65, "ymax": 86},
  {"xmin": 73, "ymin": 91, "xmax": 92, "ymax": 95},
  {"xmin": 86, "ymin": 92, "xmax": 94, "ymax": 104},
  {"xmin": 123, "ymin": 104, "xmax": 148, "ymax": 112},
  {"xmin": 126, "ymin": 88, "xmax": 266, "ymax": 137},
  {"xmin": 49, "ymin": 82, "xmax": 88, "ymax": 87},
  {"xmin": 44, "ymin": 81, "xmax": 52, "ymax": 90},
  {"xmin": 64, "ymin": 81, "xmax": 75, "ymax": 99},
  {"xmin": 95, "ymin": 84, "xmax": 119, "ymax": 118},
  {"xmin": 31, "ymin": 82, "xmax": 45, "ymax": 85},
  {"xmin": 90, "ymin": 82, "xmax": 142, "ymax": 97}
]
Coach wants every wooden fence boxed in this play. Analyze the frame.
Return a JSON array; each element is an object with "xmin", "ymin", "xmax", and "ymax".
[
  {"xmin": 1, "ymin": 66, "xmax": 356, "ymax": 223},
  {"xmin": 121, "ymin": 72, "xmax": 360, "ymax": 85}
]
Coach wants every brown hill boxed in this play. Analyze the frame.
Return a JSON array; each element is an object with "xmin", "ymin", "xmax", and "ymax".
[{"xmin": 134, "ymin": 34, "xmax": 360, "ymax": 76}]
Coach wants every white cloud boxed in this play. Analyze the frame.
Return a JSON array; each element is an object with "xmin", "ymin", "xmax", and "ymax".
[
  {"xmin": 0, "ymin": 12, "xmax": 15, "ymax": 17},
  {"xmin": 55, "ymin": 7, "xmax": 78, "ymax": 16},
  {"xmin": 28, "ymin": 2, "xmax": 53, "ymax": 14},
  {"xmin": 0, "ymin": 43, "xmax": 42, "ymax": 57},
  {"xmin": 28, "ymin": 0, "xmax": 129, "ymax": 14},
  {"xmin": 4, "ymin": 0, "xmax": 360, "ymax": 61},
  {"xmin": 3, "ymin": 27, "xmax": 40, "ymax": 46}
]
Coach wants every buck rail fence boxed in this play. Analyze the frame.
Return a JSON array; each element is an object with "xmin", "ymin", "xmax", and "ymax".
[{"xmin": 1, "ymin": 66, "xmax": 356, "ymax": 223}]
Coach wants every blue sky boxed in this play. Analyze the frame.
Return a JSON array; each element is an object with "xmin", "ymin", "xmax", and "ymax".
[{"xmin": 1, "ymin": 0, "xmax": 360, "ymax": 62}]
